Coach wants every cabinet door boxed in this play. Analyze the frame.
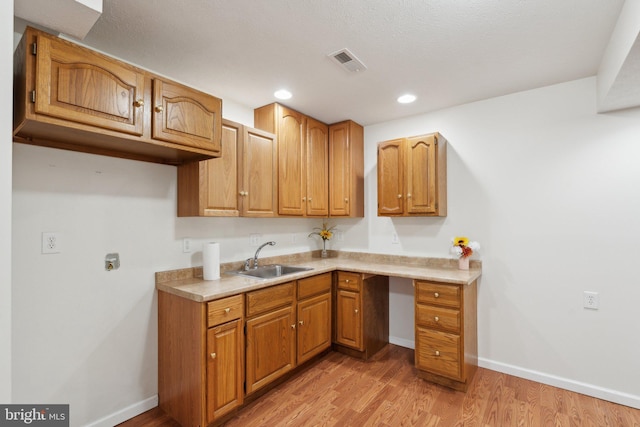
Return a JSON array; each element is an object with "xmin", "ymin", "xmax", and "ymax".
[
  {"xmin": 406, "ymin": 135, "xmax": 437, "ymax": 214},
  {"xmin": 297, "ymin": 292, "xmax": 331, "ymax": 364},
  {"xmin": 245, "ymin": 306, "xmax": 296, "ymax": 394},
  {"xmin": 206, "ymin": 319, "xmax": 244, "ymax": 423},
  {"xmin": 34, "ymin": 32, "xmax": 145, "ymax": 136},
  {"xmin": 152, "ymin": 78, "xmax": 221, "ymax": 152},
  {"xmin": 305, "ymin": 117, "xmax": 329, "ymax": 216},
  {"xmin": 377, "ymin": 139, "xmax": 405, "ymax": 215},
  {"xmin": 198, "ymin": 120, "xmax": 241, "ymax": 216},
  {"xmin": 277, "ymin": 106, "xmax": 306, "ymax": 215},
  {"xmin": 240, "ymin": 127, "xmax": 278, "ymax": 217},
  {"xmin": 335, "ymin": 289, "xmax": 362, "ymax": 350}
]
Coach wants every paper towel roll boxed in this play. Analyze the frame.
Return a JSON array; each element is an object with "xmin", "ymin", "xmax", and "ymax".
[{"xmin": 203, "ymin": 242, "xmax": 220, "ymax": 280}]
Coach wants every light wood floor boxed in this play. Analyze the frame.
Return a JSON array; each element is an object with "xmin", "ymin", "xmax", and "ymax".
[{"xmin": 119, "ymin": 344, "xmax": 640, "ymax": 426}]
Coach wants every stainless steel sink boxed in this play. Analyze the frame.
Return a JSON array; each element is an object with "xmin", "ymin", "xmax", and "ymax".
[{"xmin": 229, "ymin": 264, "xmax": 313, "ymax": 279}]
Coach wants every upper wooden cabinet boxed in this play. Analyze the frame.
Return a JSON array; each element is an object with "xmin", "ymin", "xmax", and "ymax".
[
  {"xmin": 329, "ymin": 120, "xmax": 364, "ymax": 217},
  {"xmin": 255, "ymin": 103, "xmax": 329, "ymax": 217},
  {"xmin": 152, "ymin": 78, "xmax": 222, "ymax": 153},
  {"xmin": 13, "ymin": 27, "xmax": 222, "ymax": 165},
  {"xmin": 177, "ymin": 119, "xmax": 277, "ymax": 217},
  {"xmin": 377, "ymin": 133, "xmax": 447, "ymax": 217}
]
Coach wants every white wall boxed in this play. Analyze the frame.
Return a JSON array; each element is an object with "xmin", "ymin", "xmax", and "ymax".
[
  {"xmin": 11, "ymin": 70, "xmax": 640, "ymax": 424},
  {"xmin": 1, "ymin": 0, "xmax": 14, "ymax": 403},
  {"xmin": 362, "ymin": 77, "xmax": 640, "ymax": 407}
]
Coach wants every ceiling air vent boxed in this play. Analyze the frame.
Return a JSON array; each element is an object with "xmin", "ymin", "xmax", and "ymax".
[{"xmin": 328, "ymin": 48, "xmax": 367, "ymax": 73}]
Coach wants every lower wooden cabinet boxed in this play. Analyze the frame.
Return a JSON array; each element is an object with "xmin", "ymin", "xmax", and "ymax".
[
  {"xmin": 297, "ymin": 273, "xmax": 332, "ymax": 364},
  {"xmin": 206, "ymin": 319, "xmax": 243, "ymax": 422},
  {"xmin": 158, "ymin": 292, "xmax": 244, "ymax": 427},
  {"xmin": 414, "ymin": 279, "xmax": 478, "ymax": 391},
  {"xmin": 333, "ymin": 271, "xmax": 389, "ymax": 359}
]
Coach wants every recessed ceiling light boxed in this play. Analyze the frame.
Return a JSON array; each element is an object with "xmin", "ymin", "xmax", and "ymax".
[
  {"xmin": 274, "ymin": 89, "xmax": 292, "ymax": 100},
  {"xmin": 397, "ymin": 94, "xmax": 416, "ymax": 104}
]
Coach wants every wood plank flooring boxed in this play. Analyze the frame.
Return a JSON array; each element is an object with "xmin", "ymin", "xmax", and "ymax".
[{"xmin": 118, "ymin": 344, "xmax": 640, "ymax": 426}]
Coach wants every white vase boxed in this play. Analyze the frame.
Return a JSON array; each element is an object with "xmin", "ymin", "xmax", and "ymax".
[{"xmin": 458, "ymin": 257, "xmax": 470, "ymax": 270}]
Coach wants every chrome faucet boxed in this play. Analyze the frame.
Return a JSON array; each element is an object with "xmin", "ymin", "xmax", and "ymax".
[{"xmin": 245, "ymin": 241, "xmax": 276, "ymax": 270}]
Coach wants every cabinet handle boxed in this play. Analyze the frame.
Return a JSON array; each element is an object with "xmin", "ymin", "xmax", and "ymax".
[
  {"xmin": 345, "ymin": 198, "xmax": 349, "ymax": 203},
  {"xmin": 435, "ymin": 350, "xmax": 440, "ymax": 357},
  {"xmin": 154, "ymin": 105, "xmax": 164, "ymax": 113},
  {"xmin": 302, "ymin": 197, "xmax": 306, "ymax": 202},
  {"xmin": 133, "ymin": 99, "xmax": 144, "ymax": 108},
  {"xmin": 345, "ymin": 279, "xmax": 350, "ymax": 283},
  {"xmin": 299, "ymin": 320, "xmax": 304, "ymax": 326},
  {"xmin": 308, "ymin": 198, "xmax": 312, "ymax": 202},
  {"xmin": 210, "ymin": 352, "xmax": 217, "ymax": 359},
  {"xmin": 224, "ymin": 308, "xmax": 230, "ymax": 314},
  {"xmin": 407, "ymin": 193, "xmax": 412, "ymax": 198},
  {"xmin": 434, "ymin": 292, "xmax": 440, "ymax": 298},
  {"xmin": 354, "ymin": 309, "xmax": 359, "ymax": 314},
  {"xmin": 397, "ymin": 194, "xmax": 402, "ymax": 199},
  {"xmin": 434, "ymin": 316, "xmax": 439, "ymax": 322},
  {"xmin": 291, "ymin": 324, "xmax": 296, "ymax": 329}
]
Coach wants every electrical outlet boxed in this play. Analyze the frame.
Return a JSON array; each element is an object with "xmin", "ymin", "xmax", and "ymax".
[
  {"xmin": 182, "ymin": 238, "xmax": 192, "ymax": 253},
  {"xmin": 392, "ymin": 232, "xmax": 399, "ymax": 244},
  {"xmin": 42, "ymin": 232, "xmax": 61, "ymax": 254},
  {"xmin": 336, "ymin": 231, "xmax": 344, "ymax": 241},
  {"xmin": 291, "ymin": 233, "xmax": 298, "ymax": 243},
  {"xmin": 250, "ymin": 234, "xmax": 262, "ymax": 246},
  {"xmin": 583, "ymin": 291, "xmax": 599, "ymax": 310}
]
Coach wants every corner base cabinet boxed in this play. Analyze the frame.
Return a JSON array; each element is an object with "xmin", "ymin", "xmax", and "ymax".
[{"xmin": 414, "ymin": 279, "xmax": 477, "ymax": 391}]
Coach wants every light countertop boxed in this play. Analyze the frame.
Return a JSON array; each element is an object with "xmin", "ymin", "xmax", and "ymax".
[{"xmin": 156, "ymin": 251, "xmax": 482, "ymax": 303}]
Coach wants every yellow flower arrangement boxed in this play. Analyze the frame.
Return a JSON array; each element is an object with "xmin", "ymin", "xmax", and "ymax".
[
  {"xmin": 309, "ymin": 222, "xmax": 336, "ymax": 241},
  {"xmin": 451, "ymin": 236, "xmax": 480, "ymax": 259}
]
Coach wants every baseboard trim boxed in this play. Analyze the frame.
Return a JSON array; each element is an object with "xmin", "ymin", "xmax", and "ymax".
[
  {"xmin": 478, "ymin": 357, "xmax": 640, "ymax": 410},
  {"xmin": 389, "ymin": 336, "xmax": 415, "ymax": 349},
  {"xmin": 85, "ymin": 395, "xmax": 158, "ymax": 427}
]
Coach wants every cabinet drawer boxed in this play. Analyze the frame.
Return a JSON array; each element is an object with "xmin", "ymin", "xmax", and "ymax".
[
  {"xmin": 207, "ymin": 295, "xmax": 243, "ymax": 327},
  {"xmin": 336, "ymin": 271, "xmax": 361, "ymax": 291},
  {"xmin": 415, "ymin": 281, "xmax": 460, "ymax": 308},
  {"xmin": 246, "ymin": 282, "xmax": 295, "ymax": 317},
  {"xmin": 298, "ymin": 273, "xmax": 332, "ymax": 300},
  {"xmin": 415, "ymin": 326, "xmax": 461, "ymax": 380},
  {"xmin": 416, "ymin": 304, "xmax": 460, "ymax": 333}
]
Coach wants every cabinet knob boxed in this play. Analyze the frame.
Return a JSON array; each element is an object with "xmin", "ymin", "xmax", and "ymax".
[
  {"xmin": 154, "ymin": 105, "xmax": 164, "ymax": 113},
  {"xmin": 299, "ymin": 320, "xmax": 304, "ymax": 326},
  {"xmin": 133, "ymin": 99, "xmax": 144, "ymax": 108},
  {"xmin": 291, "ymin": 324, "xmax": 296, "ymax": 329},
  {"xmin": 210, "ymin": 352, "xmax": 217, "ymax": 359},
  {"xmin": 434, "ymin": 292, "xmax": 440, "ymax": 298},
  {"xmin": 354, "ymin": 309, "xmax": 359, "ymax": 314},
  {"xmin": 434, "ymin": 316, "xmax": 439, "ymax": 322},
  {"xmin": 397, "ymin": 194, "xmax": 402, "ymax": 198},
  {"xmin": 308, "ymin": 198, "xmax": 312, "ymax": 202},
  {"xmin": 435, "ymin": 350, "xmax": 440, "ymax": 357},
  {"xmin": 345, "ymin": 198, "xmax": 349, "ymax": 203},
  {"xmin": 407, "ymin": 193, "xmax": 412, "ymax": 198},
  {"xmin": 224, "ymin": 308, "xmax": 230, "ymax": 314},
  {"xmin": 302, "ymin": 197, "xmax": 306, "ymax": 202}
]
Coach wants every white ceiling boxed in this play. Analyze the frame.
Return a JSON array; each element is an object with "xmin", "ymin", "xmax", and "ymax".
[{"xmin": 22, "ymin": 0, "xmax": 631, "ymax": 125}]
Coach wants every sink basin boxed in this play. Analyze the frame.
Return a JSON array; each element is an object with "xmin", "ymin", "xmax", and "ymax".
[{"xmin": 229, "ymin": 264, "xmax": 313, "ymax": 279}]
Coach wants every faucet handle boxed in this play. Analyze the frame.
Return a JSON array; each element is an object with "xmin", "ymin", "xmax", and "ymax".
[{"xmin": 244, "ymin": 258, "xmax": 252, "ymax": 271}]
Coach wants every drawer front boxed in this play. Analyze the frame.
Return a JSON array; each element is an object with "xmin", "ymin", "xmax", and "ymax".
[
  {"xmin": 415, "ymin": 281, "xmax": 460, "ymax": 308},
  {"xmin": 246, "ymin": 282, "xmax": 295, "ymax": 317},
  {"xmin": 416, "ymin": 304, "xmax": 460, "ymax": 333},
  {"xmin": 207, "ymin": 294, "xmax": 243, "ymax": 327},
  {"xmin": 415, "ymin": 326, "xmax": 461, "ymax": 380},
  {"xmin": 298, "ymin": 272, "xmax": 332, "ymax": 300},
  {"xmin": 336, "ymin": 271, "xmax": 361, "ymax": 291}
]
